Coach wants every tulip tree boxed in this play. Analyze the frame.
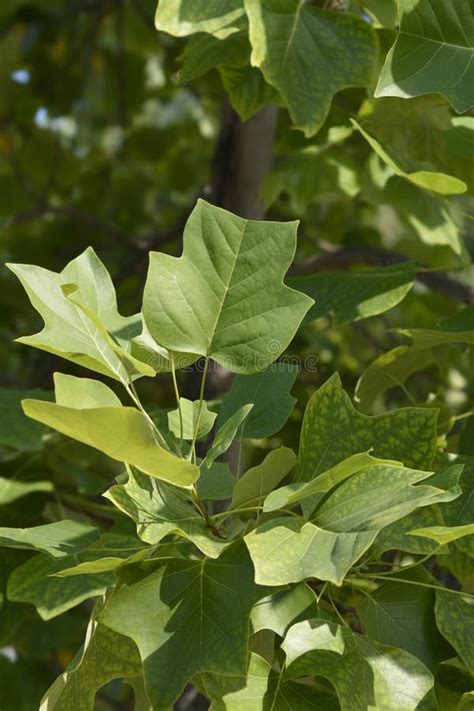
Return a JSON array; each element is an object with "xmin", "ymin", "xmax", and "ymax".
[{"xmin": 0, "ymin": 0, "xmax": 473, "ymax": 709}]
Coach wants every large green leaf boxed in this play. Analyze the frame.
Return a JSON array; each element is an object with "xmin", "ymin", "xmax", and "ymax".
[
  {"xmin": 246, "ymin": 463, "xmax": 452, "ymax": 586},
  {"xmin": 98, "ymin": 542, "xmax": 266, "ymax": 710},
  {"xmin": 22, "ymin": 376, "xmax": 198, "ymax": 488},
  {"xmin": 292, "ymin": 262, "xmax": 416, "ymax": 326},
  {"xmin": 0, "ymin": 520, "xmax": 100, "ymax": 559},
  {"xmin": 297, "ymin": 372, "xmax": 437, "ymax": 482},
  {"xmin": 39, "ymin": 619, "xmax": 148, "ymax": 711},
  {"xmin": 105, "ymin": 468, "xmax": 229, "ymax": 558},
  {"xmin": 282, "ymin": 619, "xmax": 436, "ymax": 710},
  {"xmin": 7, "ymin": 248, "xmax": 152, "ymax": 383},
  {"xmin": 7, "ymin": 553, "xmax": 113, "ymax": 620},
  {"xmin": 376, "ymin": 0, "xmax": 474, "ymax": 113},
  {"xmin": 217, "ymin": 363, "xmax": 298, "ymax": 439},
  {"xmin": 435, "ymin": 591, "xmax": 474, "ymax": 675},
  {"xmin": 357, "ymin": 568, "xmax": 450, "ymax": 669},
  {"xmin": 143, "ymin": 200, "xmax": 313, "ymax": 374},
  {"xmin": 244, "ymin": 0, "xmax": 378, "ymax": 136},
  {"xmin": 155, "ymin": 0, "xmax": 245, "ymax": 38},
  {"xmin": 230, "ymin": 446, "xmax": 296, "ymax": 510}
]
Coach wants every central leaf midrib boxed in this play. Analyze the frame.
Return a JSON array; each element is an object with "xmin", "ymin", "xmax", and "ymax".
[{"xmin": 206, "ymin": 219, "xmax": 253, "ymax": 353}]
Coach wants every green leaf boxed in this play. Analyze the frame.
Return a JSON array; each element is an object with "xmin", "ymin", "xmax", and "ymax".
[
  {"xmin": 216, "ymin": 363, "xmax": 298, "ymax": 439},
  {"xmin": 358, "ymin": 95, "xmax": 474, "ymax": 194},
  {"xmin": 98, "ymin": 542, "xmax": 266, "ymax": 710},
  {"xmin": 292, "ymin": 262, "xmax": 416, "ymax": 326},
  {"xmin": 54, "ymin": 372, "xmax": 122, "ymax": 408},
  {"xmin": 443, "ymin": 116, "xmax": 474, "ymax": 156},
  {"xmin": 245, "ymin": 1, "xmax": 378, "ymax": 137},
  {"xmin": 372, "ymin": 506, "xmax": 446, "ymax": 557},
  {"xmin": 438, "ymin": 467, "xmax": 474, "ymax": 557},
  {"xmin": 433, "ymin": 658, "xmax": 474, "ymax": 710},
  {"xmin": 262, "ymin": 142, "xmax": 361, "ymax": 210},
  {"xmin": 219, "ymin": 64, "xmax": 281, "ymax": 122},
  {"xmin": 435, "ymin": 591, "xmax": 474, "ymax": 675},
  {"xmin": 39, "ymin": 618, "xmax": 147, "ymax": 710},
  {"xmin": 167, "ymin": 397, "xmax": 216, "ymax": 440},
  {"xmin": 458, "ymin": 691, "xmax": 474, "ymax": 711},
  {"xmin": 155, "ymin": 0, "xmax": 245, "ymax": 38},
  {"xmin": 7, "ymin": 553, "xmax": 113, "ymax": 620},
  {"xmin": 246, "ymin": 516, "xmax": 376, "ymax": 587},
  {"xmin": 230, "ymin": 446, "xmax": 296, "ymax": 510},
  {"xmin": 379, "ymin": 176, "xmax": 467, "ymax": 262},
  {"xmin": 0, "ymin": 520, "xmax": 100, "ymax": 559},
  {"xmin": 355, "ymin": 345, "xmax": 435, "ymax": 413},
  {"xmin": 143, "ymin": 200, "xmax": 313, "ymax": 374},
  {"xmin": 283, "ymin": 619, "xmax": 436, "ymax": 711},
  {"xmin": 251, "ymin": 583, "xmax": 316, "ymax": 637},
  {"xmin": 397, "ymin": 328, "xmax": 474, "ymax": 349},
  {"xmin": 353, "ymin": 120, "xmax": 467, "ymax": 195},
  {"xmin": 0, "ymin": 478, "xmax": 52, "ymax": 505},
  {"xmin": 7, "ymin": 248, "xmax": 151, "ymax": 383},
  {"xmin": 62, "ymin": 283, "xmax": 156, "ymax": 380},
  {"xmin": 357, "ymin": 327, "xmax": 474, "ymax": 412},
  {"xmin": 375, "ymin": 0, "xmax": 474, "ymax": 113},
  {"xmin": 22, "ymin": 377, "xmax": 198, "ymax": 488},
  {"xmin": 0, "ymin": 388, "xmax": 52, "ymax": 452},
  {"xmin": 246, "ymin": 463, "xmax": 453, "ymax": 586},
  {"xmin": 49, "ymin": 529, "xmax": 150, "ymax": 577},
  {"xmin": 409, "ymin": 523, "xmax": 474, "ymax": 546},
  {"xmin": 178, "ymin": 25, "xmax": 249, "ymax": 83},
  {"xmin": 357, "ymin": 568, "xmax": 450, "ymax": 669},
  {"xmin": 196, "ymin": 462, "xmax": 236, "ymax": 501},
  {"xmin": 263, "ymin": 451, "xmax": 401, "ymax": 513},
  {"xmin": 130, "ymin": 317, "xmax": 197, "ymax": 374},
  {"xmin": 105, "ymin": 468, "xmax": 229, "ymax": 558},
  {"xmin": 205, "ymin": 652, "xmax": 328, "ymax": 710},
  {"xmin": 203, "ymin": 403, "xmax": 253, "ymax": 468},
  {"xmin": 297, "ymin": 372, "xmax": 438, "ymax": 482}
]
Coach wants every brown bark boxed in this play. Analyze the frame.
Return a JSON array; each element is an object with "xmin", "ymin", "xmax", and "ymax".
[{"xmin": 210, "ymin": 101, "xmax": 279, "ymax": 219}]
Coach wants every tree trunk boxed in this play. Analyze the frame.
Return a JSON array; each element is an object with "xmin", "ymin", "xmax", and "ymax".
[{"xmin": 210, "ymin": 101, "xmax": 279, "ymax": 219}]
